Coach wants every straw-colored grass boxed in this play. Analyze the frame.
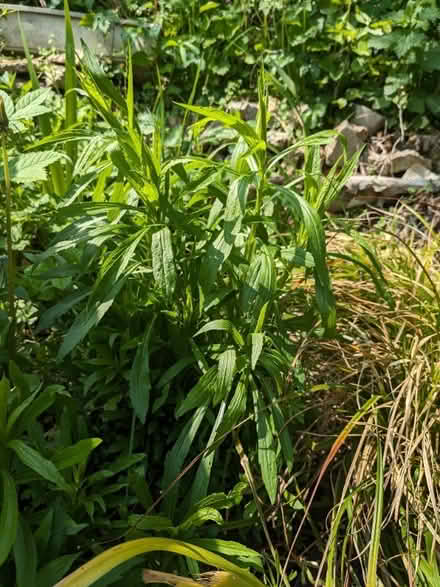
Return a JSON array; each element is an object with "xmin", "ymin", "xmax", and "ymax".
[{"xmin": 290, "ymin": 204, "xmax": 440, "ymax": 585}]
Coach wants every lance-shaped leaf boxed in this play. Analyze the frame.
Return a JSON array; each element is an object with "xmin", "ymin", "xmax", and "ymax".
[{"xmin": 152, "ymin": 227, "xmax": 176, "ymax": 300}]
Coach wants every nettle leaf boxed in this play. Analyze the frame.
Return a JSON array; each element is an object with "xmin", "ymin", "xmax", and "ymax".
[
  {"xmin": 0, "ymin": 90, "xmax": 14, "ymax": 119},
  {"xmin": 2, "ymin": 152, "xmax": 64, "ymax": 184},
  {"xmin": 12, "ymin": 88, "xmax": 52, "ymax": 120},
  {"xmin": 152, "ymin": 227, "xmax": 176, "ymax": 300}
]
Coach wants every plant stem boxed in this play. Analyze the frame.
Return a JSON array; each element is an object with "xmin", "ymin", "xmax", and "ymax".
[{"xmin": 2, "ymin": 135, "xmax": 16, "ymax": 358}]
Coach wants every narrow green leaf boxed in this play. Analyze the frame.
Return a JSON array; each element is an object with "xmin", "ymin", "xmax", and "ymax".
[
  {"xmin": 0, "ymin": 471, "xmax": 18, "ymax": 566},
  {"xmin": 175, "ymin": 367, "xmax": 216, "ymax": 418},
  {"xmin": 130, "ymin": 319, "xmax": 156, "ymax": 424},
  {"xmin": 64, "ymin": 0, "xmax": 77, "ymax": 182},
  {"xmin": 201, "ymin": 175, "xmax": 252, "ymax": 286},
  {"xmin": 152, "ymin": 227, "xmax": 176, "ymax": 300},
  {"xmin": 195, "ymin": 319, "xmax": 245, "ymax": 347},
  {"xmin": 126, "ymin": 43, "xmax": 134, "ymax": 131},
  {"xmin": 0, "ymin": 376, "xmax": 9, "ymax": 443},
  {"xmin": 215, "ymin": 375, "xmax": 248, "ymax": 441},
  {"xmin": 162, "ymin": 406, "xmax": 208, "ymax": 518},
  {"xmin": 38, "ymin": 554, "xmax": 79, "ymax": 587},
  {"xmin": 366, "ymin": 437, "xmax": 384, "ymax": 586},
  {"xmin": 250, "ymin": 333, "xmax": 264, "ymax": 370},
  {"xmin": 240, "ymin": 246, "xmax": 275, "ymax": 316},
  {"xmin": 57, "ymin": 277, "xmax": 126, "ymax": 360},
  {"xmin": 273, "ymin": 186, "xmax": 336, "ymax": 335},
  {"xmin": 37, "ymin": 287, "xmax": 92, "ymax": 332},
  {"xmin": 178, "ymin": 507, "xmax": 223, "ymax": 532},
  {"xmin": 252, "ymin": 388, "xmax": 277, "ymax": 504},
  {"xmin": 14, "ymin": 387, "xmax": 57, "ymax": 436},
  {"xmin": 13, "ymin": 516, "xmax": 38, "ymax": 587},
  {"xmin": 189, "ymin": 538, "xmax": 263, "ymax": 569},
  {"xmin": 188, "ymin": 401, "xmax": 227, "ymax": 506},
  {"xmin": 178, "ymin": 103, "xmax": 261, "ymax": 148},
  {"xmin": 52, "ymin": 438, "xmax": 102, "ymax": 471},
  {"xmin": 262, "ymin": 381, "xmax": 294, "ymax": 473},
  {"xmin": 8, "ymin": 439, "xmax": 71, "ymax": 493},
  {"xmin": 216, "ymin": 350, "xmax": 236, "ymax": 405}
]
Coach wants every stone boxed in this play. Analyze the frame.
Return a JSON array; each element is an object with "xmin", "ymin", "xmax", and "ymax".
[
  {"xmin": 385, "ymin": 150, "xmax": 431, "ymax": 175},
  {"xmin": 352, "ymin": 105, "xmax": 385, "ymax": 136},
  {"xmin": 325, "ymin": 120, "xmax": 368, "ymax": 166},
  {"xmin": 267, "ymin": 129, "xmax": 289, "ymax": 150},
  {"xmin": 227, "ymin": 99, "xmax": 258, "ymax": 121}
]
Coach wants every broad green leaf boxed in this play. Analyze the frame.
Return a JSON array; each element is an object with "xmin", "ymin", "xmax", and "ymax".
[
  {"xmin": 13, "ymin": 516, "xmax": 38, "ymax": 587},
  {"xmin": 37, "ymin": 287, "xmax": 92, "ymax": 332},
  {"xmin": 156, "ymin": 357, "xmax": 195, "ymax": 389},
  {"xmin": 1, "ymin": 152, "xmax": 64, "ymax": 184},
  {"xmin": 178, "ymin": 103, "xmax": 261, "ymax": 148},
  {"xmin": 130, "ymin": 319, "xmax": 155, "ymax": 424},
  {"xmin": 178, "ymin": 507, "xmax": 223, "ymax": 532},
  {"xmin": 215, "ymin": 376, "xmax": 248, "ymax": 441},
  {"xmin": 57, "ymin": 277, "xmax": 126, "ymax": 360},
  {"xmin": 152, "ymin": 227, "xmax": 176, "ymax": 300},
  {"xmin": 262, "ymin": 381, "xmax": 294, "ymax": 472},
  {"xmin": 281, "ymin": 247, "xmax": 315, "ymax": 268},
  {"xmin": 128, "ymin": 514, "xmax": 174, "ymax": 532},
  {"xmin": 273, "ymin": 186, "xmax": 336, "ymax": 335},
  {"xmin": 216, "ymin": 350, "xmax": 236, "ymax": 405},
  {"xmin": 188, "ymin": 400, "xmax": 227, "ymax": 506},
  {"xmin": 0, "ymin": 471, "xmax": 18, "ymax": 566},
  {"xmin": 8, "ymin": 439, "xmax": 71, "ymax": 493},
  {"xmin": 162, "ymin": 406, "xmax": 208, "ymax": 518},
  {"xmin": 200, "ymin": 1, "xmax": 219, "ymax": 13},
  {"xmin": 252, "ymin": 388, "xmax": 277, "ymax": 504},
  {"xmin": 175, "ymin": 367, "xmax": 216, "ymax": 418},
  {"xmin": 38, "ymin": 554, "xmax": 79, "ymax": 587},
  {"xmin": 13, "ymin": 387, "xmax": 57, "ymax": 437},
  {"xmin": 240, "ymin": 246, "xmax": 275, "ymax": 316},
  {"xmin": 250, "ymin": 333, "xmax": 264, "ymax": 370},
  {"xmin": 189, "ymin": 538, "xmax": 262, "ymax": 569},
  {"xmin": 201, "ymin": 176, "xmax": 252, "ymax": 286},
  {"xmin": 0, "ymin": 376, "xmax": 9, "ymax": 443},
  {"xmin": 6, "ymin": 387, "xmax": 42, "ymax": 438},
  {"xmin": 52, "ymin": 438, "xmax": 102, "ymax": 470},
  {"xmin": 195, "ymin": 319, "xmax": 245, "ymax": 347}
]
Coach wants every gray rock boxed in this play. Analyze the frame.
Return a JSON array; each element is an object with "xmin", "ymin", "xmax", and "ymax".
[
  {"xmin": 325, "ymin": 120, "xmax": 368, "ymax": 166},
  {"xmin": 227, "ymin": 100, "xmax": 258, "ymax": 121},
  {"xmin": 352, "ymin": 105, "xmax": 385, "ymax": 136}
]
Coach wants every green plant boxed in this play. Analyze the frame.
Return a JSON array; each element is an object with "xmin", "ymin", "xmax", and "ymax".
[
  {"xmin": 0, "ymin": 88, "xmax": 64, "ymax": 358},
  {"xmin": 0, "ymin": 362, "xmax": 103, "ymax": 585}
]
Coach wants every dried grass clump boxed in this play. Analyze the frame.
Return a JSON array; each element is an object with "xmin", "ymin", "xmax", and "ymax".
[{"xmin": 299, "ymin": 204, "xmax": 440, "ymax": 584}]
